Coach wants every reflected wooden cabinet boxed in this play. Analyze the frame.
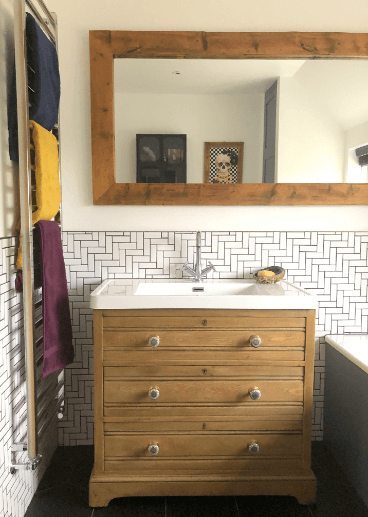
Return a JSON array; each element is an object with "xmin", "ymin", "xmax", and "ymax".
[
  {"xmin": 136, "ymin": 134, "xmax": 186, "ymax": 184},
  {"xmin": 89, "ymin": 308, "xmax": 317, "ymax": 507}
]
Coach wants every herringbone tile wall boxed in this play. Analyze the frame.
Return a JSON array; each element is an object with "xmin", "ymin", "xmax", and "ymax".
[
  {"xmin": 59, "ymin": 230, "xmax": 368, "ymax": 445},
  {"xmin": 0, "ymin": 237, "xmax": 59, "ymax": 517}
]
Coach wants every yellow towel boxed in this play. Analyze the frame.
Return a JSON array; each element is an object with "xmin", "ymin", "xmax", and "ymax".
[{"xmin": 16, "ymin": 121, "xmax": 61, "ymax": 269}]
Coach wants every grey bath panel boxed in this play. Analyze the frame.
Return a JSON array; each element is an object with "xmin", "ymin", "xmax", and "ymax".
[{"xmin": 324, "ymin": 344, "xmax": 368, "ymax": 508}]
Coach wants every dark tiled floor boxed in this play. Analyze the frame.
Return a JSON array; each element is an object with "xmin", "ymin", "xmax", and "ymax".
[{"xmin": 24, "ymin": 442, "xmax": 368, "ymax": 517}]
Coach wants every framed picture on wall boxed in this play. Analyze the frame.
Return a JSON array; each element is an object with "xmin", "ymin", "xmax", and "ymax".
[{"xmin": 204, "ymin": 142, "xmax": 244, "ymax": 184}]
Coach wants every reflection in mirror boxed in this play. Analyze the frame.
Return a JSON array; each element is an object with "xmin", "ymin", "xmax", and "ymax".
[{"xmin": 114, "ymin": 59, "xmax": 368, "ymax": 184}]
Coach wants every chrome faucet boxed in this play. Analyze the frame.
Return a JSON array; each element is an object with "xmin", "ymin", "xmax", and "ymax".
[{"xmin": 182, "ymin": 231, "xmax": 216, "ymax": 282}]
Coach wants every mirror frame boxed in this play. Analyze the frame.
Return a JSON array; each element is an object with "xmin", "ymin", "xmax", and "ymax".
[{"xmin": 89, "ymin": 30, "xmax": 368, "ymax": 205}]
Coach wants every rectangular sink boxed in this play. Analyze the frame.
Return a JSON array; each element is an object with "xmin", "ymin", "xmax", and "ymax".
[
  {"xmin": 134, "ymin": 282, "xmax": 255, "ymax": 296},
  {"xmin": 90, "ymin": 279, "xmax": 318, "ymax": 310}
]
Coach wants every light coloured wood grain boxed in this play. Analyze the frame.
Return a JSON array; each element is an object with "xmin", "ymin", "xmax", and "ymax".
[
  {"xmin": 104, "ymin": 379, "xmax": 303, "ymax": 404},
  {"xmin": 104, "ymin": 419, "xmax": 303, "ymax": 432},
  {"xmin": 104, "ymin": 432, "xmax": 303, "ymax": 459},
  {"xmin": 302, "ymin": 310, "xmax": 316, "ymax": 467},
  {"xmin": 93, "ymin": 310, "xmax": 104, "ymax": 474},
  {"xmin": 104, "ymin": 457, "xmax": 304, "ymax": 473},
  {"xmin": 103, "ymin": 348, "xmax": 305, "ymax": 365},
  {"xmin": 104, "ymin": 364, "xmax": 304, "ymax": 378},
  {"xmin": 102, "ymin": 316, "xmax": 306, "ymax": 329},
  {"xmin": 90, "ymin": 307, "xmax": 316, "ymax": 507},
  {"xmin": 102, "ymin": 329, "xmax": 305, "ymax": 349},
  {"xmin": 103, "ymin": 403, "xmax": 303, "ymax": 419},
  {"xmin": 90, "ymin": 473, "xmax": 316, "ymax": 506}
]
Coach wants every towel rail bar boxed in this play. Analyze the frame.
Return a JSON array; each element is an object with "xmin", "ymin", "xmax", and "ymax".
[
  {"xmin": 11, "ymin": 0, "xmax": 61, "ymax": 474},
  {"xmin": 25, "ymin": 0, "xmax": 56, "ymax": 43}
]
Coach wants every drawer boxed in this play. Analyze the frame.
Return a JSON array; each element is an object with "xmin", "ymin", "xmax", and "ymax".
[
  {"xmin": 104, "ymin": 379, "xmax": 303, "ymax": 404},
  {"xmin": 103, "ymin": 403, "xmax": 304, "ymax": 423},
  {"xmin": 102, "ymin": 330, "xmax": 306, "ymax": 364},
  {"xmin": 104, "ymin": 432, "xmax": 303, "ymax": 459},
  {"xmin": 102, "ymin": 315, "xmax": 306, "ymax": 329},
  {"xmin": 102, "ymin": 330, "xmax": 305, "ymax": 349},
  {"xmin": 103, "ymin": 348, "xmax": 305, "ymax": 364}
]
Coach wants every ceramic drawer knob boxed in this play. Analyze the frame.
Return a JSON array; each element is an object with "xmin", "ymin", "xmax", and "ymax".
[
  {"xmin": 148, "ymin": 386, "xmax": 160, "ymax": 400},
  {"xmin": 249, "ymin": 387, "xmax": 261, "ymax": 400},
  {"xmin": 248, "ymin": 441, "xmax": 260, "ymax": 454},
  {"xmin": 249, "ymin": 335, "xmax": 262, "ymax": 348},
  {"xmin": 148, "ymin": 443, "xmax": 159, "ymax": 456},
  {"xmin": 149, "ymin": 336, "xmax": 160, "ymax": 347}
]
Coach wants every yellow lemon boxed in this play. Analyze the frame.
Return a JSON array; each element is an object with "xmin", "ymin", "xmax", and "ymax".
[{"xmin": 258, "ymin": 270, "xmax": 275, "ymax": 277}]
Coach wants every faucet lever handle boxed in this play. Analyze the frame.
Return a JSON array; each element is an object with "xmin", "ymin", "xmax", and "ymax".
[{"xmin": 208, "ymin": 261, "xmax": 216, "ymax": 272}]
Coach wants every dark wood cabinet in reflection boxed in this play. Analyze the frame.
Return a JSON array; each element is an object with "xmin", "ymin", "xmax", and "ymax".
[{"xmin": 136, "ymin": 134, "xmax": 186, "ymax": 183}]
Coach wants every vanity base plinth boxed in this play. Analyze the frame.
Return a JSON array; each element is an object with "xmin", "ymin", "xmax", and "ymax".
[{"xmin": 89, "ymin": 467, "xmax": 317, "ymax": 507}]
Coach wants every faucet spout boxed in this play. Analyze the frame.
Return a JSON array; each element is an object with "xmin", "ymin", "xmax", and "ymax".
[{"xmin": 182, "ymin": 231, "xmax": 216, "ymax": 282}]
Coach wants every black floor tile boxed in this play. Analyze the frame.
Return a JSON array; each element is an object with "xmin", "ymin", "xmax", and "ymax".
[
  {"xmin": 24, "ymin": 443, "xmax": 368, "ymax": 517},
  {"xmin": 236, "ymin": 495, "xmax": 311, "ymax": 517},
  {"xmin": 93, "ymin": 496, "xmax": 165, "ymax": 517},
  {"xmin": 166, "ymin": 496, "xmax": 239, "ymax": 517},
  {"xmin": 25, "ymin": 482, "xmax": 92, "ymax": 517},
  {"xmin": 68, "ymin": 446, "xmax": 94, "ymax": 490}
]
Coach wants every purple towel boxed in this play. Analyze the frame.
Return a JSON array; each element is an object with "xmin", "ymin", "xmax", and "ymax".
[{"xmin": 35, "ymin": 221, "xmax": 74, "ymax": 377}]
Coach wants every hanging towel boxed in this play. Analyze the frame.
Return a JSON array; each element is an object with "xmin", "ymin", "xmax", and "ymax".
[
  {"xmin": 8, "ymin": 12, "xmax": 60, "ymax": 161},
  {"xmin": 16, "ymin": 120, "xmax": 61, "ymax": 270},
  {"xmin": 34, "ymin": 220, "xmax": 74, "ymax": 378}
]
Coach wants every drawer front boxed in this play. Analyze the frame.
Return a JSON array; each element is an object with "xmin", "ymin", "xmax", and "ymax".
[
  {"xmin": 104, "ymin": 365, "xmax": 304, "ymax": 378},
  {"xmin": 104, "ymin": 432, "xmax": 303, "ymax": 459},
  {"xmin": 104, "ymin": 379, "xmax": 303, "ymax": 404},
  {"xmin": 103, "ymin": 316, "xmax": 305, "ymax": 329},
  {"xmin": 103, "ymin": 348, "xmax": 305, "ymax": 364},
  {"xmin": 102, "ymin": 330, "xmax": 305, "ymax": 349}
]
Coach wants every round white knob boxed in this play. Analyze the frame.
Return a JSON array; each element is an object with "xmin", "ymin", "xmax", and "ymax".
[
  {"xmin": 148, "ymin": 387, "xmax": 160, "ymax": 400},
  {"xmin": 249, "ymin": 387, "xmax": 261, "ymax": 401},
  {"xmin": 248, "ymin": 441, "xmax": 260, "ymax": 454},
  {"xmin": 148, "ymin": 444, "xmax": 159, "ymax": 455},
  {"xmin": 250, "ymin": 335, "xmax": 261, "ymax": 348},
  {"xmin": 149, "ymin": 336, "xmax": 160, "ymax": 347}
]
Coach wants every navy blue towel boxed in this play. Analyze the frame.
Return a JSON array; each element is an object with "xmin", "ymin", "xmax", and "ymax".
[{"xmin": 8, "ymin": 13, "xmax": 60, "ymax": 161}]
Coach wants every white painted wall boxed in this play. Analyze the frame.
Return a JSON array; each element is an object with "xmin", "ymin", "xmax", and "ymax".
[
  {"xmin": 277, "ymin": 77, "xmax": 344, "ymax": 183},
  {"xmin": 114, "ymin": 92, "xmax": 264, "ymax": 184},
  {"xmin": 15, "ymin": 0, "xmax": 368, "ymax": 230}
]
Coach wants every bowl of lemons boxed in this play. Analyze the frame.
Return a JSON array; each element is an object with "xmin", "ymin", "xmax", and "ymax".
[{"xmin": 253, "ymin": 266, "xmax": 285, "ymax": 284}]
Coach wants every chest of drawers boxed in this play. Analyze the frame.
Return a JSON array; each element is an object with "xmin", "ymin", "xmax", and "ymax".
[{"xmin": 89, "ymin": 308, "xmax": 316, "ymax": 507}]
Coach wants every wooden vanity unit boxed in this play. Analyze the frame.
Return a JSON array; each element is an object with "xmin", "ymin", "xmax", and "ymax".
[{"xmin": 89, "ymin": 306, "xmax": 317, "ymax": 507}]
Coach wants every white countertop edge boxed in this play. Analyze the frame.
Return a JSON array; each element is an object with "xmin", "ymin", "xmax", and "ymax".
[{"xmin": 325, "ymin": 334, "xmax": 368, "ymax": 375}]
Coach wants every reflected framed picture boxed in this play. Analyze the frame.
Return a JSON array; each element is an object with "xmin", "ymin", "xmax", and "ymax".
[{"xmin": 204, "ymin": 142, "xmax": 244, "ymax": 184}]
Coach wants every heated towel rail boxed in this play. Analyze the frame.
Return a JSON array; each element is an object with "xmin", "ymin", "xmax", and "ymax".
[{"xmin": 10, "ymin": 0, "xmax": 63, "ymax": 473}]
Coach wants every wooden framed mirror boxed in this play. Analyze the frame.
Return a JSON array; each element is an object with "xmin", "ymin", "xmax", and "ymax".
[{"xmin": 89, "ymin": 30, "xmax": 368, "ymax": 205}]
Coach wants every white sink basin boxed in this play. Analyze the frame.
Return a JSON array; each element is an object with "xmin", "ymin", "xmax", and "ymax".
[
  {"xmin": 90, "ymin": 279, "xmax": 318, "ymax": 310},
  {"xmin": 134, "ymin": 281, "xmax": 283, "ymax": 297}
]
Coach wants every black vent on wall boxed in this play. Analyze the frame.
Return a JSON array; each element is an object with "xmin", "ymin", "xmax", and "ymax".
[{"xmin": 356, "ymin": 145, "xmax": 368, "ymax": 167}]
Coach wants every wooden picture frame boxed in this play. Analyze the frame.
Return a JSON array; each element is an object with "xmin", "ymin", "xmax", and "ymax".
[
  {"xmin": 204, "ymin": 142, "xmax": 244, "ymax": 184},
  {"xmin": 89, "ymin": 30, "xmax": 368, "ymax": 206}
]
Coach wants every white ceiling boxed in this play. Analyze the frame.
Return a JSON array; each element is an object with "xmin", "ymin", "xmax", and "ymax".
[
  {"xmin": 114, "ymin": 59, "xmax": 306, "ymax": 95},
  {"xmin": 114, "ymin": 58, "xmax": 368, "ymax": 130}
]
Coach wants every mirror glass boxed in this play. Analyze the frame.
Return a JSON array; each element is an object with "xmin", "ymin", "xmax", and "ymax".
[{"xmin": 114, "ymin": 59, "xmax": 368, "ymax": 184}]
